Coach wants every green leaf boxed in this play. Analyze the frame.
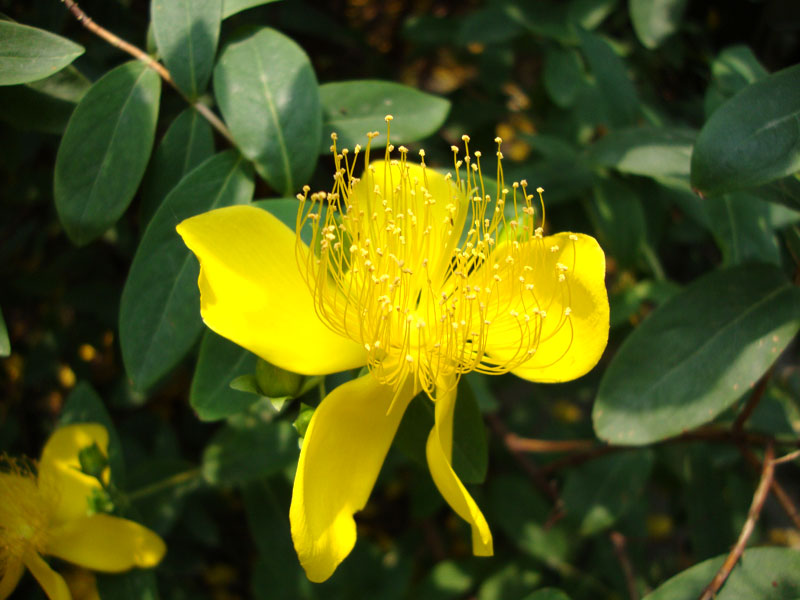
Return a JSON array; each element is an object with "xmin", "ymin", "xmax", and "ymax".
[
  {"xmin": 543, "ymin": 45, "xmax": 584, "ymax": 108},
  {"xmin": 457, "ymin": 6, "xmax": 523, "ymax": 46},
  {"xmin": 691, "ymin": 63, "xmax": 800, "ymax": 196},
  {"xmin": 704, "ymin": 45, "xmax": 768, "ymax": 117},
  {"xmin": 151, "ymin": 0, "xmax": 221, "ymax": 98},
  {"xmin": 523, "ymin": 589, "xmax": 572, "ymax": 600},
  {"xmin": 59, "ymin": 381, "xmax": 126, "ymax": 484},
  {"xmin": 214, "ymin": 27, "xmax": 320, "ymax": 196},
  {"xmin": 222, "ymin": 0, "xmax": 280, "ymax": 19},
  {"xmin": 190, "ymin": 330, "xmax": 259, "ymax": 421},
  {"xmin": 0, "ymin": 66, "xmax": 89, "ymax": 134},
  {"xmin": 394, "ymin": 380, "xmax": 488, "ymax": 484},
  {"xmin": 127, "ymin": 458, "xmax": 199, "ymax": 535},
  {"xmin": 629, "ymin": 0, "xmax": 687, "ymax": 49},
  {"xmin": 96, "ymin": 571, "xmax": 158, "ymax": 600},
  {"xmin": 415, "ymin": 560, "xmax": 474, "ymax": 600},
  {"xmin": 478, "ymin": 564, "xmax": 542, "ymax": 600},
  {"xmin": 503, "ymin": 1, "xmax": 574, "ymax": 44},
  {"xmin": 319, "ymin": 80, "xmax": 450, "ymax": 154},
  {"xmin": 577, "ymin": 29, "xmax": 639, "ymax": 126},
  {"xmin": 586, "ymin": 127, "xmax": 696, "ymax": 186},
  {"xmin": 140, "ymin": 107, "xmax": 215, "ymax": 225},
  {"xmin": 0, "ymin": 306, "xmax": 8, "ymax": 357},
  {"xmin": 594, "ymin": 264, "xmax": 800, "ymax": 445},
  {"xmin": 120, "ymin": 151, "xmax": 254, "ymax": 391},
  {"xmin": 588, "ymin": 177, "xmax": 647, "ymax": 268},
  {"xmin": 0, "ymin": 21, "xmax": 84, "ymax": 85},
  {"xmin": 643, "ymin": 547, "xmax": 800, "ymax": 599},
  {"xmin": 54, "ymin": 61, "xmax": 161, "ymax": 245},
  {"xmin": 561, "ymin": 450, "xmax": 653, "ymax": 535},
  {"xmin": 569, "ymin": 0, "xmax": 617, "ymax": 30},
  {"xmin": 704, "ymin": 192, "xmax": 780, "ymax": 266},
  {"xmin": 202, "ymin": 418, "xmax": 298, "ymax": 485},
  {"xmin": 610, "ymin": 279, "xmax": 681, "ymax": 329}
]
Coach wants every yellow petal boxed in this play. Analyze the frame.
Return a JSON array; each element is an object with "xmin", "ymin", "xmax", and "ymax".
[
  {"xmin": 425, "ymin": 379, "xmax": 493, "ymax": 556},
  {"xmin": 46, "ymin": 514, "xmax": 165, "ymax": 572},
  {"xmin": 177, "ymin": 204, "xmax": 367, "ymax": 376},
  {"xmin": 290, "ymin": 374, "xmax": 415, "ymax": 582},
  {"xmin": 352, "ymin": 160, "xmax": 469, "ymax": 289},
  {"xmin": 38, "ymin": 423, "xmax": 109, "ymax": 525},
  {"xmin": 481, "ymin": 232, "xmax": 609, "ymax": 382},
  {"xmin": 0, "ymin": 557, "xmax": 24, "ymax": 600},
  {"xmin": 23, "ymin": 551, "xmax": 70, "ymax": 600}
]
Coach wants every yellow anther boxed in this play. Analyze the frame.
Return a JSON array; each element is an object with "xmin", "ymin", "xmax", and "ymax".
[{"xmin": 384, "ymin": 114, "xmax": 394, "ymax": 122}]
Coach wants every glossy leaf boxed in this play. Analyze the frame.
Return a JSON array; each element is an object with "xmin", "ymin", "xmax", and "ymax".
[
  {"xmin": 691, "ymin": 63, "xmax": 800, "ymax": 196},
  {"xmin": 561, "ymin": 450, "xmax": 654, "ymax": 535},
  {"xmin": 140, "ymin": 107, "xmax": 215, "ymax": 225},
  {"xmin": 577, "ymin": 28, "xmax": 639, "ymax": 126},
  {"xmin": 704, "ymin": 45, "xmax": 767, "ymax": 116},
  {"xmin": 214, "ymin": 27, "xmax": 320, "ymax": 196},
  {"xmin": 0, "ymin": 306, "xmax": 8, "ymax": 357},
  {"xmin": 586, "ymin": 127, "xmax": 695, "ymax": 186},
  {"xmin": 319, "ymin": 80, "xmax": 450, "ymax": 154},
  {"xmin": 151, "ymin": 0, "xmax": 221, "ymax": 98},
  {"xmin": 54, "ymin": 61, "xmax": 161, "ymax": 245},
  {"xmin": 202, "ymin": 418, "xmax": 298, "ymax": 485},
  {"xmin": 594, "ymin": 264, "xmax": 800, "ymax": 444},
  {"xmin": 120, "ymin": 151, "xmax": 254, "ymax": 391},
  {"xmin": 629, "ymin": 0, "xmax": 687, "ymax": 49},
  {"xmin": 190, "ymin": 330, "xmax": 259, "ymax": 421},
  {"xmin": 543, "ymin": 45, "xmax": 584, "ymax": 108},
  {"xmin": 0, "ymin": 21, "xmax": 84, "ymax": 85},
  {"xmin": 704, "ymin": 192, "xmax": 780, "ymax": 266},
  {"xmin": 59, "ymin": 381, "xmax": 126, "ymax": 484},
  {"xmin": 222, "ymin": 0, "xmax": 280, "ymax": 18},
  {"xmin": 643, "ymin": 547, "xmax": 800, "ymax": 599}
]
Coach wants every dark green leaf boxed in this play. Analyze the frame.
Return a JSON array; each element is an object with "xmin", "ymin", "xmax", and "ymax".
[
  {"xmin": 503, "ymin": 1, "xmax": 574, "ymax": 43},
  {"xmin": 214, "ymin": 27, "xmax": 320, "ymax": 195},
  {"xmin": 96, "ymin": 571, "xmax": 158, "ymax": 600},
  {"xmin": 569, "ymin": 0, "xmax": 617, "ymax": 30},
  {"xmin": 127, "ymin": 458, "xmax": 199, "ymax": 535},
  {"xmin": 588, "ymin": 177, "xmax": 647, "ymax": 268},
  {"xmin": 523, "ymin": 589, "xmax": 572, "ymax": 600},
  {"xmin": 222, "ymin": 0, "xmax": 281, "ymax": 18},
  {"xmin": 543, "ymin": 45, "xmax": 584, "ymax": 108},
  {"xmin": 0, "ymin": 306, "xmax": 8, "ymax": 357},
  {"xmin": 610, "ymin": 279, "xmax": 681, "ymax": 329},
  {"xmin": 478, "ymin": 563, "xmax": 542, "ymax": 600},
  {"xmin": 0, "ymin": 21, "xmax": 84, "ymax": 85},
  {"xmin": 319, "ymin": 80, "xmax": 450, "ymax": 154},
  {"xmin": 202, "ymin": 418, "xmax": 298, "ymax": 485},
  {"xmin": 59, "ymin": 381, "xmax": 126, "ymax": 484},
  {"xmin": 0, "ymin": 66, "xmax": 89, "ymax": 134},
  {"xmin": 594, "ymin": 264, "xmax": 800, "ymax": 445},
  {"xmin": 190, "ymin": 330, "xmax": 259, "ymax": 421},
  {"xmin": 629, "ymin": 0, "xmax": 687, "ymax": 49},
  {"xmin": 120, "ymin": 151, "xmax": 254, "ymax": 391},
  {"xmin": 586, "ymin": 127, "xmax": 696, "ymax": 186},
  {"xmin": 140, "ymin": 107, "xmax": 216, "ymax": 225},
  {"xmin": 704, "ymin": 192, "xmax": 780, "ymax": 266},
  {"xmin": 54, "ymin": 61, "xmax": 161, "ymax": 245},
  {"xmin": 577, "ymin": 29, "xmax": 639, "ymax": 126},
  {"xmin": 415, "ymin": 560, "xmax": 473, "ymax": 600},
  {"xmin": 691, "ymin": 64, "xmax": 800, "ymax": 196},
  {"xmin": 704, "ymin": 45, "xmax": 768, "ymax": 116},
  {"xmin": 151, "ymin": 0, "xmax": 221, "ymax": 98},
  {"xmin": 643, "ymin": 547, "xmax": 800, "ymax": 599},
  {"xmin": 561, "ymin": 450, "xmax": 653, "ymax": 535},
  {"xmin": 458, "ymin": 6, "xmax": 523, "ymax": 45}
]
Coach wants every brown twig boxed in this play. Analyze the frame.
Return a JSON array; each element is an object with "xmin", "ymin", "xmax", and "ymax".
[
  {"xmin": 59, "ymin": 0, "xmax": 235, "ymax": 145},
  {"xmin": 486, "ymin": 413, "xmax": 561, "ymax": 508},
  {"xmin": 740, "ymin": 445, "xmax": 800, "ymax": 530},
  {"xmin": 772, "ymin": 449, "xmax": 800, "ymax": 466},
  {"xmin": 698, "ymin": 443, "xmax": 775, "ymax": 600},
  {"xmin": 732, "ymin": 369, "xmax": 772, "ymax": 432},
  {"xmin": 609, "ymin": 531, "xmax": 640, "ymax": 600}
]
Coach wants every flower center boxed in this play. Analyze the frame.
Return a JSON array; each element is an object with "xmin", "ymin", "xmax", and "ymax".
[{"xmin": 297, "ymin": 120, "xmax": 576, "ymax": 397}]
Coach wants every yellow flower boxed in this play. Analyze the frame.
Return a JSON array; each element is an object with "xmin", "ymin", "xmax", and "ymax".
[
  {"xmin": 176, "ymin": 123, "xmax": 609, "ymax": 582},
  {"xmin": 0, "ymin": 423, "xmax": 166, "ymax": 600}
]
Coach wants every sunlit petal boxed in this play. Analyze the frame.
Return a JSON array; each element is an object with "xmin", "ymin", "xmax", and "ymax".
[
  {"xmin": 425, "ymin": 379, "xmax": 493, "ymax": 556},
  {"xmin": 480, "ymin": 232, "xmax": 609, "ymax": 382},
  {"xmin": 37, "ymin": 424, "xmax": 108, "ymax": 526},
  {"xmin": 46, "ymin": 514, "xmax": 165, "ymax": 572},
  {"xmin": 23, "ymin": 552, "xmax": 70, "ymax": 600},
  {"xmin": 290, "ymin": 374, "xmax": 415, "ymax": 582},
  {"xmin": 177, "ymin": 204, "xmax": 367, "ymax": 375}
]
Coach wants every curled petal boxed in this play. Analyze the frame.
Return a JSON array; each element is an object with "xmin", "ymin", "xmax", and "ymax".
[
  {"xmin": 23, "ymin": 551, "xmax": 70, "ymax": 600},
  {"xmin": 425, "ymin": 379, "xmax": 493, "ymax": 556},
  {"xmin": 38, "ymin": 424, "xmax": 109, "ymax": 525},
  {"xmin": 46, "ymin": 514, "xmax": 165, "ymax": 572},
  {"xmin": 290, "ymin": 374, "xmax": 415, "ymax": 582},
  {"xmin": 177, "ymin": 205, "xmax": 367, "ymax": 376}
]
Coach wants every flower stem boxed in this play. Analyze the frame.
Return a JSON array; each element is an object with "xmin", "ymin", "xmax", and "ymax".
[{"xmin": 126, "ymin": 467, "xmax": 203, "ymax": 502}]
